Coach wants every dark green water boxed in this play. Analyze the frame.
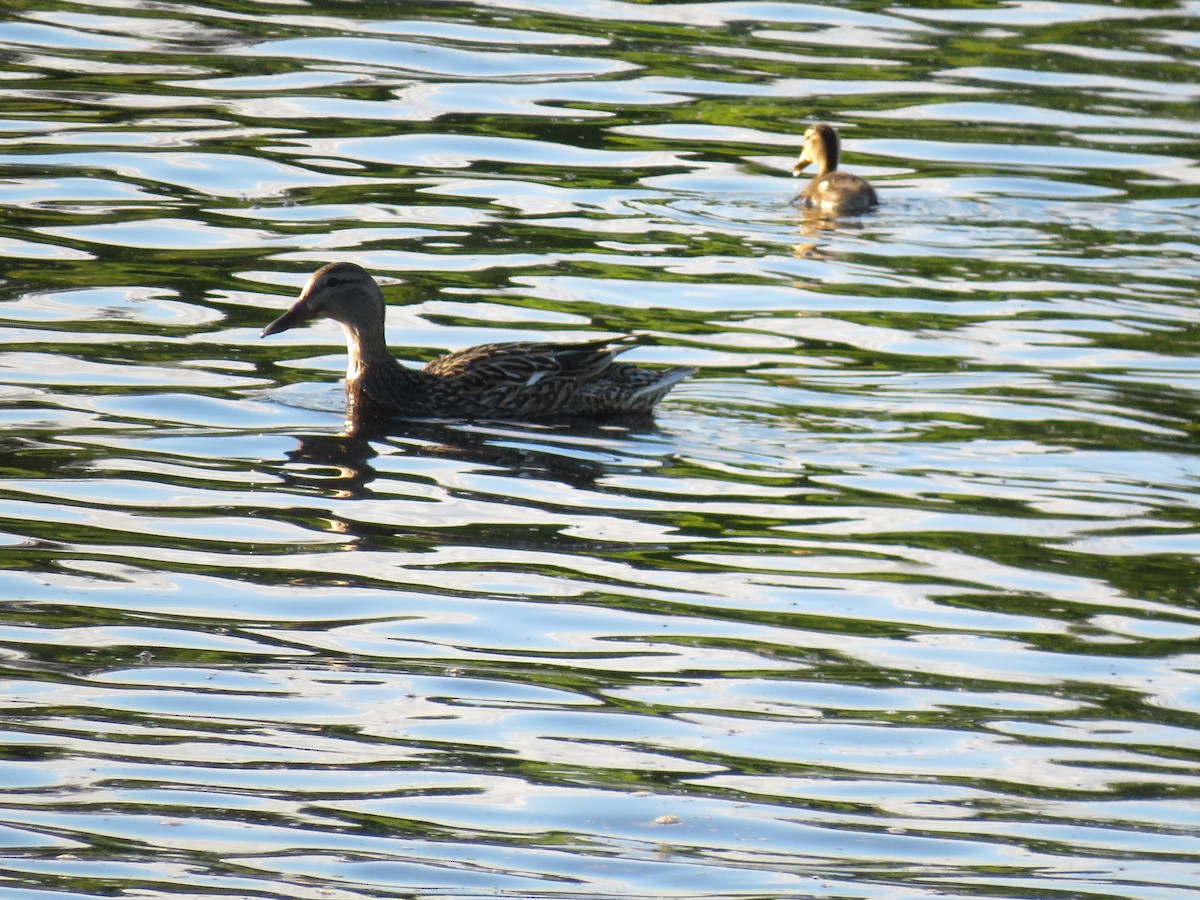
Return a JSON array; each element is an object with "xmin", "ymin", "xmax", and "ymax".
[{"xmin": 0, "ymin": 2, "xmax": 1198, "ymax": 898}]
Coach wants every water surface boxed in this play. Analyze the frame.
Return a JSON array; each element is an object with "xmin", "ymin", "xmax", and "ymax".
[{"xmin": 0, "ymin": 1, "xmax": 1199, "ymax": 898}]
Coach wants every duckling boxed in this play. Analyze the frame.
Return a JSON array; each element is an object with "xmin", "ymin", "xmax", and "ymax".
[
  {"xmin": 792, "ymin": 123, "xmax": 877, "ymax": 215},
  {"xmin": 261, "ymin": 262, "xmax": 694, "ymax": 421}
]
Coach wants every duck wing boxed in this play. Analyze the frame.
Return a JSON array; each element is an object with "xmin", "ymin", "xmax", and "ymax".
[
  {"xmin": 423, "ymin": 338, "xmax": 631, "ymax": 387},
  {"xmin": 801, "ymin": 171, "xmax": 877, "ymax": 213}
]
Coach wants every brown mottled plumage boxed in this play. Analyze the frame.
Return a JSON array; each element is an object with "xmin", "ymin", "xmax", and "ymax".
[
  {"xmin": 261, "ymin": 262, "xmax": 695, "ymax": 420},
  {"xmin": 792, "ymin": 123, "xmax": 877, "ymax": 215}
]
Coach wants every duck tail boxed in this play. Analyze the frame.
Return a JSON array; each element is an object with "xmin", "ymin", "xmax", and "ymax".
[{"xmin": 623, "ymin": 365, "xmax": 697, "ymax": 411}]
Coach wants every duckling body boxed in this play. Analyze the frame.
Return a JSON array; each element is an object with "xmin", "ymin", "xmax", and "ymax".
[
  {"xmin": 261, "ymin": 262, "xmax": 694, "ymax": 421},
  {"xmin": 792, "ymin": 123, "xmax": 877, "ymax": 215}
]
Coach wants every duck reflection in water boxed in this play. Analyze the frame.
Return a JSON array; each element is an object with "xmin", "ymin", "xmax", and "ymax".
[
  {"xmin": 261, "ymin": 262, "xmax": 695, "ymax": 426},
  {"xmin": 279, "ymin": 413, "xmax": 669, "ymax": 507}
]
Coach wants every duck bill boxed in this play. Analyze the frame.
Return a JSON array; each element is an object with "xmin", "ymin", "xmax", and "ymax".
[
  {"xmin": 261, "ymin": 299, "xmax": 317, "ymax": 337},
  {"xmin": 792, "ymin": 157, "xmax": 810, "ymax": 177}
]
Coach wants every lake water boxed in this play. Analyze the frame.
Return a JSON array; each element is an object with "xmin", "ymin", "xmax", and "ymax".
[{"xmin": 1, "ymin": 1, "xmax": 1199, "ymax": 898}]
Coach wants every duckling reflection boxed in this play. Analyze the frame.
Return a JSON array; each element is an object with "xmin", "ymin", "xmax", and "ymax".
[
  {"xmin": 261, "ymin": 262, "xmax": 695, "ymax": 424},
  {"xmin": 792, "ymin": 123, "xmax": 877, "ymax": 216}
]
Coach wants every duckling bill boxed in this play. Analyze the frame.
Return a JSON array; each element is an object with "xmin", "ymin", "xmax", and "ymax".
[
  {"xmin": 262, "ymin": 262, "xmax": 695, "ymax": 421},
  {"xmin": 793, "ymin": 123, "xmax": 877, "ymax": 215}
]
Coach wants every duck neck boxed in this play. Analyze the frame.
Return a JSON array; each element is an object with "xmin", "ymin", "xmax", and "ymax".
[
  {"xmin": 817, "ymin": 129, "xmax": 840, "ymax": 175},
  {"xmin": 341, "ymin": 319, "xmax": 396, "ymax": 378},
  {"xmin": 340, "ymin": 317, "xmax": 424, "ymax": 421},
  {"xmin": 818, "ymin": 145, "xmax": 837, "ymax": 176}
]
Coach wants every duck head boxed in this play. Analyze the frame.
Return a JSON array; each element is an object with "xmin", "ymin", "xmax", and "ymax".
[
  {"xmin": 792, "ymin": 123, "xmax": 840, "ymax": 177},
  {"xmin": 261, "ymin": 262, "xmax": 385, "ymax": 338}
]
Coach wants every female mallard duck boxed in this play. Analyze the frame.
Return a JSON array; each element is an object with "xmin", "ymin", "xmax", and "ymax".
[
  {"xmin": 261, "ymin": 262, "xmax": 695, "ymax": 420},
  {"xmin": 792, "ymin": 123, "xmax": 877, "ymax": 215}
]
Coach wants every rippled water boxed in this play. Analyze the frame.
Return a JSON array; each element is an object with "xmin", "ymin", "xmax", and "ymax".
[{"xmin": 1, "ymin": 1, "xmax": 1199, "ymax": 897}]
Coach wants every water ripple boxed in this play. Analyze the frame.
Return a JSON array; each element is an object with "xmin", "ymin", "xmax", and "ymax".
[{"xmin": 0, "ymin": 1, "xmax": 1197, "ymax": 898}]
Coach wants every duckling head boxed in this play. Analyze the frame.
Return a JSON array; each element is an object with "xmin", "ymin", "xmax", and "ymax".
[
  {"xmin": 792, "ymin": 123, "xmax": 840, "ymax": 177},
  {"xmin": 261, "ymin": 262, "xmax": 385, "ymax": 338}
]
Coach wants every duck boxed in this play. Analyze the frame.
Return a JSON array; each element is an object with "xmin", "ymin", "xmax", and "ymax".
[
  {"xmin": 261, "ymin": 262, "xmax": 695, "ymax": 421},
  {"xmin": 792, "ymin": 123, "xmax": 877, "ymax": 215}
]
